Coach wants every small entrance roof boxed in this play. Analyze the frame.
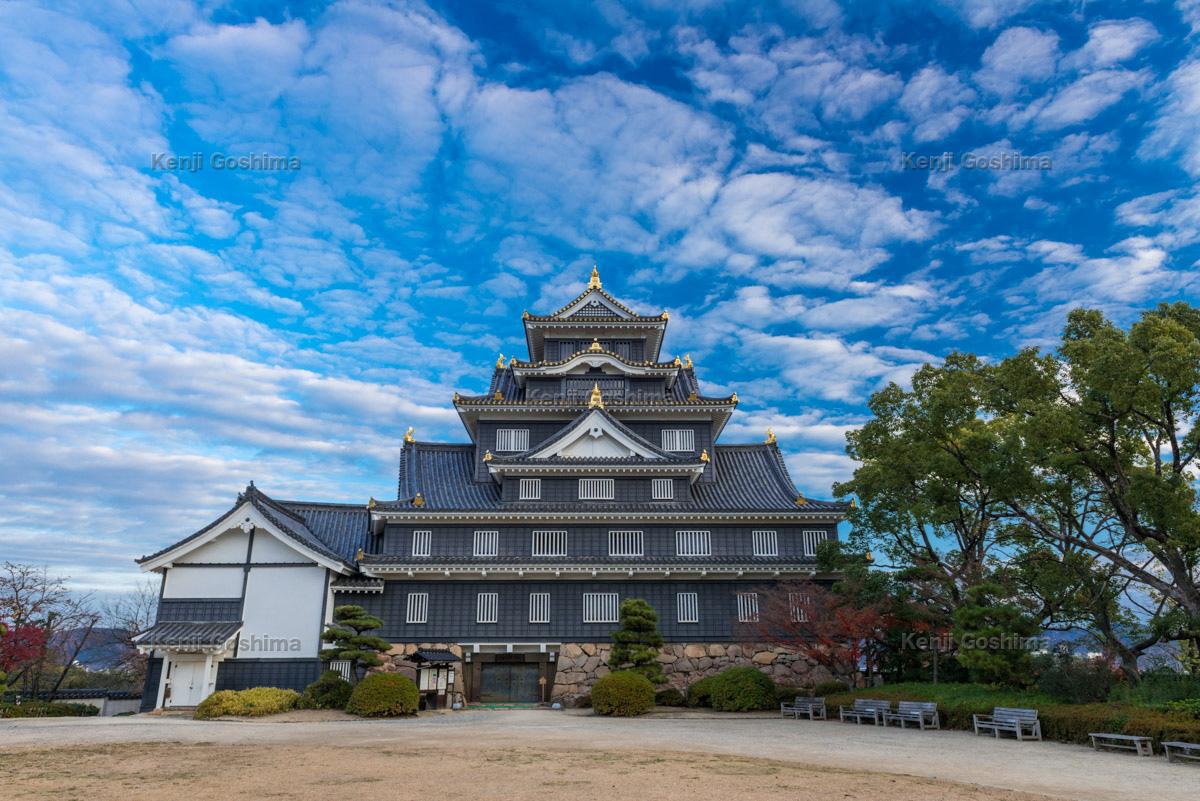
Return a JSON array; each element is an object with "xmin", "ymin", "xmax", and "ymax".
[
  {"xmin": 413, "ymin": 649, "xmax": 459, "ymax": 663},
  {"xmin": 132, "ymin": 620, "xmax": 243, "ymax": 652}
]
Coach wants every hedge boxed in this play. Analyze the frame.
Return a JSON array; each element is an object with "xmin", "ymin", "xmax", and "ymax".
[
  {"xmin": 825, "ymin": 683, "xmax": 1200, "ymax": 747},
  {"xmin": 194, "ymin": 687, "xmax": 299, "ymax": 719},
  {"xmin": 592, "ymin": 670, "xmax": 655, "ymax": 716},
  {"xmin": 0, "ymin": 701, "xmax": 100, "ymax": 718},
  {"xmin": 709, "ymin": 667, "xmax": 776, "ymax": 712},
  {"xmin": 299, "ymin": 670, "xmax": 353, "ymax": 710},
  {"xmin": 345, "ymin": 672, "xmax": 419, "ymax": 717}
]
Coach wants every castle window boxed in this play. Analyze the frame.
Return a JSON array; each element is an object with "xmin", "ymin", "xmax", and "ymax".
[
  {"xmin": 676, "ymin": 530, "xmax": 711, "ymax": 557},
  {"xmin": 405, "ymin": 592, "xmax": 428, "ymax": 624},
  {"xmin": 736, "ymin": 592, "xmax": 759, "ymax": 623},
  {"xmin": 583, "ymin": 592, "xmax": 619, "ymax": 623},
  {"xmin": 790, "ymin": 593, "xmax": 811, "ymax": 623},
  {"xmin": 477, "ymin": 592, "xmax": 498, "ymax": 624},
  {"xmin": 801, "ymin": 530, "xmax": 825, "ymax": 557},
  {"xmin": 661, "ymin": 429, "xmax": 695, "ymax": 452},
  {"xmin": 651, "ymin": 478, "xmax": 673, "ymax": 500},
  {"xmin": 752, "ymin": 530, "xmax": 778, "ymax": 557},
  {"xmin": 579, "ymin": 478, "xmax": 614, "ymax": 500},
  {"xmin": 519, "ymin": 478, "xmax": 541, "ymax": 500},
  {"xmin": 608, "ymin": 530, "xmax": 644, "ymax": 557},
  {"xmin": 529, "ymin": 592, "xmax": 550, "ymax": 623},
  {"xmin": 473, "ymin": 530, "xmax": 499, "ymax": 557},
  {"xmin": 677, "ymin": 592, "xmax": 699, "ymax": 624},
  {"xmin": 532, "ymin": 530, "xmax": 568, "ymax": 557},
  {"xmin": 496, "ymin": 428, "xmax": 529, "ymax": 452},
  {"xmin": 411, "ymin": 530, "xmax": 432, "ymax": 557}
]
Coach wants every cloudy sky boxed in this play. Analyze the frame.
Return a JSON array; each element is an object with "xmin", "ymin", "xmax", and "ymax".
[{"xmin": 1, "ymin": 0, "xmax": 1197, "ymax": 595}]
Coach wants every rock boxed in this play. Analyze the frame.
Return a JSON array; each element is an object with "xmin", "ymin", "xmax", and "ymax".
[
  {"xmin": 697, "ymin": 657, "xmax": 712, "ymax": 670},
  {"xmin": 683, "ymin": 644, "xmax": 706, "ymax": 659},
  {"xmin": 562, "ymin": 644, "xmax": 583, "ymax": 659},
  {"xmin": 656, "ymin": 651, "xmax": 678, "ymax": 663},
  {"xmin": 581, "ymin": 643, "xmax": 597, "ymax": 656},
  {"xmin": 725, "ymin": 645, "xmax": 742, "ymax": 658},
  {"xmin": 675, "ymin": 658, "xmax": 694, "ymax": 672},
  {"xmin": 449, "ymin": 644, "xmax": 463, "ymax": 657},
  {"xmin": 707, "ymin": 644, "xmax": 725, "ymax": 657},
  {"xmin": 582, "ymin": 656, "xmax": 601, "ymax": 674},
  {"xmin": 752, "ymin": 651, "xmax": 777, "ymax": 665}
]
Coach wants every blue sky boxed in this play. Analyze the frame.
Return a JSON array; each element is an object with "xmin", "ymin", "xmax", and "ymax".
[{"xmin": 0, "ymin": 0, "xmax": 1197, "ymax": 595}]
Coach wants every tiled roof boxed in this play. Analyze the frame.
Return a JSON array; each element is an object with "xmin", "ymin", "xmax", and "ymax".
[
  {"xmin": 387, "ymin": 441, "xmax": 846, "ymax": 514},
  {"xmin": 132, "ymin": 620, "xmax": 242, "ymax": 647},
  {"xmin": 361, "ymin": 555, "xmax": 819, "ymax": 566},
  {"xmin": 490, "ymin": 408, "xmax": 691, "ymax": 464},
  {"xmin": 136, "ymin": 485, "xmax": 368, "ymax": 567},
  {"xmin": 329, "ymin": 576, "xmax": 385, "ymax": 593}
]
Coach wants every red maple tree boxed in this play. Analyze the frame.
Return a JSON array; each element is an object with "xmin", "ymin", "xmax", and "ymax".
[{"xmin": 0, "ymin": 622, "xmax": 49, "ymax": 674}]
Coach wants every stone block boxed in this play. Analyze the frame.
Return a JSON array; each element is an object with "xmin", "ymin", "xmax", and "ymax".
[
  {"xmin": 707, "ymin": 644, "xmax": 725, "ymax": 657},
  {"xmin": 581, "ymin": 643, "xmax": 597, "ymax": 656},
  {"xmin": 562, "ymin": 644, "xmax": 583, "ymax": 659},
  {"xmin": 752, "ymin": 651, "xmax": 777, "ymax": 665},
  {"xmin": 683, "ymin": 644, "xmax": 706, "ymax": 659}
]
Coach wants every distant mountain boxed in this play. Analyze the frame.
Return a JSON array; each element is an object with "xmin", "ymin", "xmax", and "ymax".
[{"xmin": 54, "ymin": 627, "xmax": 132, "ymax": 671}]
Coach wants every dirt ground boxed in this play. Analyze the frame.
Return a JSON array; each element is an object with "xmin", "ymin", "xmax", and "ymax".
[{"xmin": 0, "ymin": 740, "xmax": 1048, "ymax": 801}]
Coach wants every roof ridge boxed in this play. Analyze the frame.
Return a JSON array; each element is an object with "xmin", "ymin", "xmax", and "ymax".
[{"xmin": 276, "ymin": 499, "xmax": 367, "ymax": 510}]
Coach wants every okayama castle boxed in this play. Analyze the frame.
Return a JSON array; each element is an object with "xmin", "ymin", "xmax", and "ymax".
[{"xmin": 133, "ymin": 268, "xmax": 848, "ymax": 710}]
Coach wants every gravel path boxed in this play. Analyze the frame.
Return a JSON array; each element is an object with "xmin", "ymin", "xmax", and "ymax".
[{"xmin": 2, "ymin": 709, "xmax": 1194, "ymax": 801}]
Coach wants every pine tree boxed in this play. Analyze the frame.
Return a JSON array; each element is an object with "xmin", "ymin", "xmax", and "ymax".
[
  {"xmin": 609, "ymin": 598, "xmax": 665, "ymax": 684},
  {"xmin": 319, "ymin": 605, "xmax": 392, "ymax": 679}
]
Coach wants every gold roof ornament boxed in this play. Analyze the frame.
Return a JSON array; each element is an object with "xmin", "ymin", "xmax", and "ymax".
[
  {"xmin": 493, "ymin": 390, "xmax": 504, "ymax": 401},
  {"xmin": 588, "ymin": 263, "xmax": 602, "ymax": 289},
  {"xmin": 412, "ymin": 492, "xmax": 425, "ymax": 508},
  {"xmin": 355, "ymin": 547, "xmax": 364, "ymax": 562},
  {"xmin": 865, "ymin": 550, "xmax": 874, "ymax": 563},
  {"xmin": 795, "ymin": 493, "xmax": 807, "ymax": 507},
  {"xmin": 404, "ymin": 426, "xmax": 415, "ymax": 443},
  {"xmin": 661, "ymin": 311, "xmax": 669, "ymax": 320},
  {"xmin": 850, "ymin": 497, "xmax": 858, "ymax": 509},
  {"xmin": 367, "ymin": 497, "xmax": 377, "ymax": 509},
  {"xmin": 688, "ymin": 391, "xmax": 698, "ymax": 401},
  {"xmin": 673, "ymin": 356, "xmax": 682, "ymax": 367},
  {"xmin": 589, "ymin": 338, "xmax": 603, "ymax": 352},
  {"xmin": 731, "ymin": 391, "xmax": 739, "ymax": 404},
  {"xmin": 483, "ymin": 450, "xmax": 493, "ymax": 461},
  {"xmin": 684, "ymin": 354, "xmax": 693, "ymax": 369},
  {"xmin": 700, "ymin": 448, "xmax": 710, "ymax": 463},
  {"xmin": 495, "ymin": 352, "xmax": 505, "ymax": 369},
  {"xmin": 453, "ymin": 392, "xmax": 460, "ymax": 402},
  {"xmin": 588, "ymin": 382, "xmax": 605, "ymax": 409},
  {"xmin": 507, "ymin": 355, "xmax": 517, "ymax": 367},
  {"xmin": 522, "ymin": 309, "xmax": 530, "ymax": 319},
  {"xmin": 765, "ymin": 428, "xmax": 776, "ymax": 445}
]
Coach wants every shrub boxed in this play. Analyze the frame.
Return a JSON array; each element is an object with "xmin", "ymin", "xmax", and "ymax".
[
  {"xmin": 591, "ymin": 670, "xmax": 654, "ymax": 716},
  {"xmin": 813, "ymin": 679, "xmax": 851, "ymax": 696},
  {"xmin": 573, "ymin": 693, "xmax": 592, "ymax": 709},
  {"xmin": 775, "ymin": 686, "xmax": 809, "ymax": 707},
  {"xmin": 345, "ymin": 673, "xmax": 419, "ymax": 717},
  {"xmin": 709, "ymin": 666, "xmax": 776, "ymax": 712},
  {"xmin": 194, "ymin": 687, "xmax": 299, "ymax": 719},
  {"xmin": 687, "ymin": 675, "xmax": 719, "ymax": 707},
  {"xmin": 0, "ymin": 701, "xmax": 100, "ymax": 718},
  {"xmin": 1035, "ymin": 654, "xmax": 1114, "ymax": 703},
  {"xmin": 299, "ymin": 670, "xmax": 353, "ymax": 710},
  {"xmin": 1163, "ymin": 698, "xmax": 1200, "ymax": 719},
  {"xmin": 609, "ymin": 599, "xmax": 666, "ymax": 684},
  {"xmin": 655, "ymin": 688, "xmax": 686, "ymax": 707}
]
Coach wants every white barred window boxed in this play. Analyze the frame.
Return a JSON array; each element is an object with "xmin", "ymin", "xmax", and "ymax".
[
  {"xmin": 532, "ymin": 530, "xmax": 568, "ymax": 557},
  {"xmin": 411, "ymin": 530, "xmax": 432, "ymax": 557},
  {"xmin": 529, "ymin": 592, "xmax": 550, "ymax": 623},
  {"xmin": 736, "ymin": 592, "xmax": 760, "ymax": 623},
  {"xmin": 752, "ymin": 530, "xmax": 778, "ymax": 557},
  {"xmin": 496, "ymin": 428, "xmax": 529, "ymax": 452},
  {"xmin": 661, "ymin": 429, "xmax": 695, "ymax": 452},
  {"xmin": 519, "ymin": 478, "xmax": 541, "ymax": 500},
  {"xmin": 473, "ymin": 530, "xmax": 499, "ymax": 557},
  {"xmin": 405, "ymin": 592, "xmax": 428, "ymax": 624},
  {"xmin": 583, "ymin": 592, "xmax": 619, "ymax": 623},
  {"xmin": 651, "ymin": 478, "xmax": 673, "ymax": 500},
  {"xmin": 676, "ymin": 530, "xmax": 711, "ymax": 556},
  {"xmin": 477, "ymin": 592, "xmax": 498, "ymax": 624},
  {"xmin": 579, "ymin": 478, "xmax": 615, "ymax": 500},
  {"xmin": 677, "ymin": 592, "xmax": 699, "ymax": 624},
  {"xmin": 790, "ymin": 593, "xmax": 811, "ymax": 623},
  {"xmin": 801, "ymin": 530, "xmax": 825, "ymax": 557},
  {"xmin": 608, "ymin": 530, "xmax": 644, "ymax": 557}
]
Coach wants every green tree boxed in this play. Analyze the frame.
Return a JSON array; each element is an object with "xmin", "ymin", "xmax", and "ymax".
[
  {"xmin": 319, "ymin": 605, "xmax": 392, "ymax": 679},
  {"xmin": 953, "ymin": 582, "xmax": 1040, "ymax": 686},
  {"xmin": 609, "ymin": 598, "xmax": 665, "ymax": 684}
]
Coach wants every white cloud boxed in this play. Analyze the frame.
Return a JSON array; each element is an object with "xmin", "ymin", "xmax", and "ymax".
[
  {"xmin": 941, "ymin": 0, "xmax": 1041, "ymax": 29},
  {"xmin": 1116, "ymin": 190, "xmax": 1200, "ymax": 249},
  {"xmin": 1140, "ymin": 60, "xmax": 1200, "ymax": 177},
  {"xmin": 1066, "ymin": 19, "xmax": 1158, "ymax": 69},
  {"xmin": 900, "ymin": 66, "xmax": 977, "ymax": 142},
  {"xmin": 1032, "ymin": 69, "xmax": 1148, "ymax": 129},
  {"xmin": 975, "ymin": 26, "xmax": 1059, "ymax": 96}
]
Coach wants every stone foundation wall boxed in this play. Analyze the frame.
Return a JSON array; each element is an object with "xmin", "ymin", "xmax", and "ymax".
[{"xmin": 552, "ymin": 643, "xmax": 830, "ymax": 705}]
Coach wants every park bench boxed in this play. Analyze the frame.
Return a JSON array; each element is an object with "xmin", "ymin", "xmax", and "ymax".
[
  {"xmin": 780, "ymin": 696, "xmax": 827, "ymax": 720},
  {"xmin": 883, "ymin": 700, "xmax": 940, "ymax": 730},
  {"xmin": 839, "ymin": 699, "xmax": 891, "ymax": 725},
  {"xmin": 1088, "ymin": 732, "xmax": 1153, "ymax": 756},
  {"xmin": 972, "ymin": 707, "xmax": 1042, "ymax": 741},
  {"xmin": 1163, "ymin": 741, "xmax": 1200, "ymax": 764}
]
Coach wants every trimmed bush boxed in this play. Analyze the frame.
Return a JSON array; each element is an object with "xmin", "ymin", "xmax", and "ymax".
[
  {"xmin": 813, "ymin": 679, "xmax": 851, "ymax": 696},
  {"xmin": 1163, "ymin": 698, "xmax": 1200, "ymax": 719},
  {"xmin": 592, "ymin": 670, "xmax": 654, "ymax": 716},
  {"xmin": 194, "ymin": 687, "xmax": 299, "ymax": 719},
  {"xmin": 710, "ymin": 666, "xmax": 776, "ymax": 712},
  {"xmin": 687, "ymin": 675, "xmax": 719, "ymax": 707},
  {"xmin": 775, "ymin": 686, "xmax": 810, "ymax": 707},
  {"xmin": 655, "ymin": 687, "xmax": 686, "ymax": 707},
  {"xmin": 0, "ymin": 701, "xmax": 100, "ymax": 718},
  {"xmin": 345, "ymin": 672, "xmax": 419, "ymax": 717},
  {"xmin": 299, "ymin": 670, "xmax": 353, "ymax": 710}
]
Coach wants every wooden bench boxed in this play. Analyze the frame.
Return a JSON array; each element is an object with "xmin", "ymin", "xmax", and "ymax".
[
  {"xmin": 883, "ymin": 700, "xmax": 940, "ymax": 730},
  {"xmin": 1163, "ymin": 741, "xmax": 1200, "ymax": 764},
  {"xmin": 1089, "ymin": 732, "xmax": 1153, "ymax": 756},
  {"xmin": 972, "ymin": 707, "xmax": 1042, "ymax": 741},
  {"xmin": 780, "ymin": 696, "xmax": 827, "ymax": 720},
  {"xmin": 839, "ymin": 699, "xmax": 891, "ymax": 725}
]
